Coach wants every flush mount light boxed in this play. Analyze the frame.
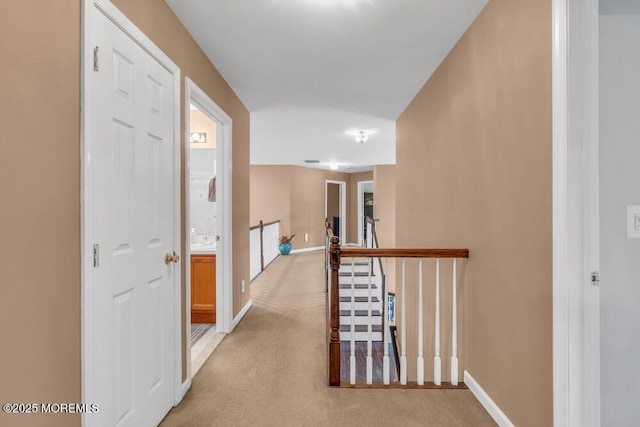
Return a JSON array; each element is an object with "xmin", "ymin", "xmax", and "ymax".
[
  {"xmin": 330, "ymin": 163, "xmax": 339, "ymax": 170},
  {"xmin": 190, "ymin": 132, "xmax": 206, "ymax": 143},
  {"xmin": 346, "ymin": 128, "xmax": 378, "ymax": 144},
  {"xmin": 354, "ymin": 130, "xmax": 368, "ymax": 144}
]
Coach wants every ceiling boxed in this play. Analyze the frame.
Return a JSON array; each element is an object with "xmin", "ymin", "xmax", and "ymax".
[{"xmin": 165, "ymin": 0, "xmax": 489, "ymax": 172}]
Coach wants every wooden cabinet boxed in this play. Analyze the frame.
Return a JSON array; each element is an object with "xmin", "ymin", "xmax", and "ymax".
[{"xmin": 190, "ymin": 254, "xmax": 216, "ymax": 323}]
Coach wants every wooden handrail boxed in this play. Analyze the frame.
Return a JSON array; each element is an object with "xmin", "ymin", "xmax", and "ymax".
[
  {"xmin": 340, "ymin": 247, "xmax": 469, "ymax": 259},
  {"xmin": 249, "ymin": 219, "xmax": 280, "ymax": 230}
]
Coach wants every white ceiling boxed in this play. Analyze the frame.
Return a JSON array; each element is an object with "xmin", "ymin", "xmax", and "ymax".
[{"xmin": 165, "ymin": 0, "xmax": 488, "ymax": 172}]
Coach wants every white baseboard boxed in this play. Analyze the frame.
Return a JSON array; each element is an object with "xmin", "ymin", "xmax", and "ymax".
[
  {"xmin": 231, "ymin": 300, "xmax": 252, "ymax": 331},
  {"xmin": 290, "ymin": 246, "xmax": 324, "ymax": 254},
  {"xmin": 178, "ymin": 377, "xmax": 191, "ymax": 404},
  {"xmin": 464, "ymin": 371, "xmax": 514, "ymax": 427}
]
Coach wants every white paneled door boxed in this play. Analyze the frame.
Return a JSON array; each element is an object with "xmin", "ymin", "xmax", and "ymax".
[{"xmin": 88, "ymin": 9, "xmax": 176, "ymax": 426}]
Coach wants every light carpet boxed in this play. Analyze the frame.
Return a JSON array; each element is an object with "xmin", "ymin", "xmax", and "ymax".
[{"xmin": 161, "ymin": 251, "xmax": 495, "ymax": 426}]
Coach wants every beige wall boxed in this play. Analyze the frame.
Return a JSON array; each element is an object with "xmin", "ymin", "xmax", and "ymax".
[
  {"xmin": 0, "ymin": 1, "xmax": 250, "ymax": 425},
  {"xmin": 347, "ymin": 171, "xmax": 374, "ymax": 244},
  {"xmin": 190, "ymin": 108, "xmax": 217, "ymax": 149},
  {"xmin": 391, "ymin": 0, "xmax": 553, "ymax": 425},
  {"xmin": 249, "ymin": 166, "xmax": 292, "ymax": 234},
  {"xmin": 0, "ymin": 2, "xmax": 81, "ymax": 426},
  {"xmin": 250, "ymin": 166, "xmax": 359, "ymax": 249}
]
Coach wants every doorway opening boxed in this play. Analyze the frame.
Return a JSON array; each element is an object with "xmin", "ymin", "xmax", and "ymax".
[
  {"xmin": 325, "ymin": 180, "xmax": 346, "ymax": 241},
  {"xmin": 357, "ymin": 180, "xmax": 374, "ymax": 246},
  {"xmin": 185, "ymin": 78, "xmax": 233, "ymax": 381}
]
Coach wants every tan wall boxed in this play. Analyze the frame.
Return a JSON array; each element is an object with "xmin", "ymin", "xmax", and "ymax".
[
  {"xmin": 0, "ymin": 1, "xmax": 250, "ymax": 425},
  {"xmin": 250, "ymin": 166, "xmax": 356, "ymax": 249},
  {"xmin": 0, "ymin": 2, "xmax": 81, "ymax": 426},
  {"xmin": 347, "ymin": 171, "xmax": 374, "ymax": 244},
  {"xmin": 392, "ymin": 0, "xmax": 553, "ymax": 425},
  {"xmin": 190, "ymin": 108, "xmax": 217, "ymax": 149},
  {"xmin": 250, "ymin": 166, "xmax": 292, "ymax": 234}
]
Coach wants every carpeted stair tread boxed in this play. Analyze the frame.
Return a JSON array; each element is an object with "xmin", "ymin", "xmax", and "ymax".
[
  {"xmin": 340, "ymin": 310, "xmax": 382, "ymax": 317},
  {"xmin": 340, "ymin": 296, "xmax": 380, "ymax": 303},
  {"xmin": 339, "ymin": 272, "xmax": 376, "ymax": 277},
  {"xmin": 339, "ymin": 283, "xmax": 378, "ymax": 290},
  {"xmin": 340, "ymin": 324, "xmax": 383, "ymax": 332}
]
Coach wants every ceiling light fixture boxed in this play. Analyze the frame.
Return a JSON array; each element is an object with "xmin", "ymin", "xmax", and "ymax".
[
  {"xmin": 354, "ymin": 130, "xmax": 369, "ymax": 144},
  {"xmin": 330, "ymin": 163, "xmax": 339, "ymax": 170}
]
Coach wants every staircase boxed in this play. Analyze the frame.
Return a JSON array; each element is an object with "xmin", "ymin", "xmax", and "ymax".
[
  {"xmin": 338, "ymin": 258, "xmax": 383, "ymax": 341},
  {"xmin": 326, "ymin": 216, "xmax": 470, "ymax": 387}
]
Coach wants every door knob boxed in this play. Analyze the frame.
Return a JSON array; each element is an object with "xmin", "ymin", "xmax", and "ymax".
[{"xmin": 165, "ymin": 251, "xmax": 180, "ymax": 265}]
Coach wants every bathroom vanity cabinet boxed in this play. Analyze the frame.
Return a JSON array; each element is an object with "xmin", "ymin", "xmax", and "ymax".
[{"xmin": 190, "ymin": 254, "xmax": 216, "ymax": 323}]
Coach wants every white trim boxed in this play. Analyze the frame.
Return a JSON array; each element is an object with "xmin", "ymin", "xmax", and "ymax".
[
  {"xmin": 179, "ymin": 378, "xmax": 192, "ymax": 401},
  {"xmin": 81, "ymin": 0, "xmax": 183, "ymax": 423},
  {"xmin": 325, "ymin": 180, "xmax": 347, "ymax": 242},
  {"xmin": 231, "ymin": 300, "xmax": 253, "ymax": 331},
  {"xmin": 553, "ymin": 0, "xmax": 601, "ymax": 425},
  {"xmin": 184, "ymin": 75, "xmax": 235, "ymax": 371},
  {"xmin": 464, "ymin": 371, "xmax": 514, "ymax": 427},
  {"xmin": 290, "ymin": 246, "xmax": 325, "ymax": 254},
  {"xmin": 357, "ymin": 180, "xmax": 374, "ymax": 246},
  {"xmin": 581, "ymin": 2, "xmax": 601, "ymax": 424},
  {"xmin": 552, "ymin": 0, "xmax": 570, "ymax": 425}
]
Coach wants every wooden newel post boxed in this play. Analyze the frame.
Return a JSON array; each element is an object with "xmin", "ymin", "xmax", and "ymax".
[{"xmin": 329, "ymin": 236, "xmax": 341, "ymax": 386}]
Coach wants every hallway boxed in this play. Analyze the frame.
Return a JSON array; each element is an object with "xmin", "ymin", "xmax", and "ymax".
[{"xmin": 161, "ymin": 251, "xmax": 494, "ymax": 426}]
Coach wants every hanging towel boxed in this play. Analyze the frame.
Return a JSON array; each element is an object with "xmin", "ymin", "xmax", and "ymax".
[{"xmin": 208, "ymin": 176, "xmax": 216, "ymax": 202}]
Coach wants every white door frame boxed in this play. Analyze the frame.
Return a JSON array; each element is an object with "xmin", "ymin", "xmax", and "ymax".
[
  {"xmin": 552, "ymin": 0, "xmax": 600, "ymax": 424},
  {"xmin": 325, "ymin": 180, "xmax": 347, "ymax": 242},
  {"xmin": 184, "ymin": 78, "xmax": 234, "ymax": 383},
  {"xmin": 357, "ymin": 180, "xmax": 374, "ymax": 246},
  {"xmin": 80, "ymin": 0, "xmax": 183, "ymax": 421}
]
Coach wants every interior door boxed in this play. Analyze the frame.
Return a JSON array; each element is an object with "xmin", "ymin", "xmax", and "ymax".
[
  {"xmin": 599, "ymin": 11, "xmax": 640, "ymax": 425},
  {"xmin": 89, "ymin": 9, "xmax": 176, "ymax": 426}
]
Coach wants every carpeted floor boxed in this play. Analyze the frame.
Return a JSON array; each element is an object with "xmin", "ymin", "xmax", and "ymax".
[{"xmin": 160, "ymin": 251, "xmax": 495, "ymax": 427}]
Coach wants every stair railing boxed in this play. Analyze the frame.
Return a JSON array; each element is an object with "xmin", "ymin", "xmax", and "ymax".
[
  {"xmin": 328, "ymin": 231, "xmax": 469, "ymax": 388},
  {"xmin": 249, "ymin": 219, "xmax": 280, "ymax": 281}
]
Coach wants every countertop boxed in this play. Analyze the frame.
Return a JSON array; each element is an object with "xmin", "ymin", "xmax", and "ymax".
[{"xmin": 190, "ymin": 243, "xmax": 217, "ymax": 255}]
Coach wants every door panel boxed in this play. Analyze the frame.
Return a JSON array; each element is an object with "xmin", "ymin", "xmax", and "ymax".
[{"xmin": 90, "ymin": 9, "xmax": 176, "ymax": 427}]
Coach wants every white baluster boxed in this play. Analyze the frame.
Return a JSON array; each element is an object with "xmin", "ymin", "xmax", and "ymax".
[
  {"xmin": 350, "ymin": 259, "xmax": 356, "ymax": 384},
  {"xmin": 434, "ymin": 259, "xmax": 441, "ymax": 385},
  {"xmin": 383, "ymin": 257, "xmax": 390, "ymax": 385},
  {"xmin": 417, "ymin": 259, "xmax": 424, "ymax": 385},
  {"xmin": 451, "ymin": 258, "xmax": 458, "ymax": 386},
  {"xmin": 400, "ymin": 258, "xmax": 407, "ymax": 385},
  {"xmin": 366, "ymin": 258, "xmax": 373, "ymax": 384}
]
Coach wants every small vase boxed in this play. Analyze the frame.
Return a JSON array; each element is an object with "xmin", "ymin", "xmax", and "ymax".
[{"xmin": 279, "ymin": 242, "xmax": 292, "ymax": 255}]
